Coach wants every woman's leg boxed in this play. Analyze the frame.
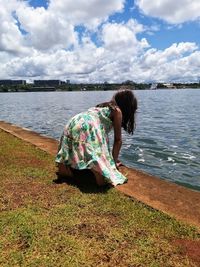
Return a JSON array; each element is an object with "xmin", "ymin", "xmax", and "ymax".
[
  {"xmin": 57, "ymin": 163, "xmax": 74, "ymax": 178},
  {"xmin": 91, "ymin": 169, "xmax": 106, "ymax": 186}
]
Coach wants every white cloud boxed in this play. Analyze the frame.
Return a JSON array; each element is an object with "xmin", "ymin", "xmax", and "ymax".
[
  {"xmin": 163, "ymin": 42, "xmax": 198, "ymax": 58},
  {"xmin": 3, "ymin": 38, "xmax": 105, "ymax": 81},
  {"xmin": 0, "ymin": 1, "xmax": 200, "ymax": 83},
  {"xmin": 1, "ymin": 33, "xmax": 200, "ymax": 83},
  {"xmin": 137, "ymin": 42, "xmax": 199, "ymax": 82},
  {"xmin": 10, "ymin": 0, "xmax": 125, "ymax": 51},
  {"xmin": 102, "ymin": 23, "xmax": 137, "ymax": 49},
  {"xmin": 49, "ymin": 0, "xmax": 125, "ymax": 28},
  {"xmin": 102, "ymin": 19, "xmax": 147, "ymax": 52},
  {"xmin": 16, "ymin": 5, "xmax": 78, "ymax": 50},
  {"xmin": 136, "ymin": 0, "xmax": 200, "ymax": 24},
  {"xmin": 0, "ymin": 0, "xmax": 25, "ymax": 54}
]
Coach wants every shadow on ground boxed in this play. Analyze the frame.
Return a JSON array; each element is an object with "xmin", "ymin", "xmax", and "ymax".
[{"xmin": 53, "ymin": 169, "xmax": 112, "ymax": 194}]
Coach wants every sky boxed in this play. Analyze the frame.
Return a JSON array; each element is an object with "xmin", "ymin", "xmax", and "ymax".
[{"xmin": 0, "ymin": 0, "xmax": 200, "ymax": 83}]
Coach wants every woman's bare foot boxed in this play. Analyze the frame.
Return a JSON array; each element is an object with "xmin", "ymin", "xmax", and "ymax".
[{"xmin": 91, "ymin": 170, "xmax": 106, "ymax": 186}]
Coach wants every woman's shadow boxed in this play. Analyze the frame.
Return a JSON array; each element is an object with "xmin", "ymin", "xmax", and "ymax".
[{"xmin": 53, "ymin": 169, "xmax": 112, "ymax": 194}]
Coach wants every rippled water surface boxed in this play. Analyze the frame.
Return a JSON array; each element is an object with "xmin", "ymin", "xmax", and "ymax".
[{"xmin": 0, "ymin": 89, "xmax": 200, "ymax": 190}]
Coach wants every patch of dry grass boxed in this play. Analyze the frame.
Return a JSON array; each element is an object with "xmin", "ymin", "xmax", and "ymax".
[{"xmin": 0, "ymin": 129, "xmax": 199, "ymax": 266}]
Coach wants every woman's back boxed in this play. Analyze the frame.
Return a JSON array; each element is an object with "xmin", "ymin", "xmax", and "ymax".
[{"xmin": 64, "ymin": 106, "xmax": 113, "ymax": 138}]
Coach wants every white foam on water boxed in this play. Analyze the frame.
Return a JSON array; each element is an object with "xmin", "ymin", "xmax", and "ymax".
[
  {"xmin": 138, "ymin": 158, "xmax": 145, "ymax": 163},
  {"xmin": 167, "ymin": 157, "xmax": 175, "ymax": 162},
  {"xmin": 182, "ymin": 153, "xmax": 196, "ymax": 160}
]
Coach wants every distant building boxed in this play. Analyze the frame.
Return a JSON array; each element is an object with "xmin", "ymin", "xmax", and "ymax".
[
  {"xmin": 12, "ymin": 80, "xmax": 26, "ymax": 85},
  {"xmin": 66, "ymin": 80, "xmax": 70, "ymax": 84},
  {"xmin": 0, "ymin": 80, "xmax": 26, "ymax": 86},
  {"xmin": 60, "ymin": 81, "xmax": 66, "ymax": 85},
  {"xmin": 150, "ymin": 83, "xmax": 157, "ymax": 90},
  {"xmin": 163, "ymin": 83, "xmax": 176, "ymax": 89},
  {"xmin": 33, "ymin": 80, "xmax": 61, "ymax": 86}
]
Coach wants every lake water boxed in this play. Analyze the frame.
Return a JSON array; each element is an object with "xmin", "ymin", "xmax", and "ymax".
[{"xmin": 0, "ymin": 89, "xmax": 200, "ymax": 191}]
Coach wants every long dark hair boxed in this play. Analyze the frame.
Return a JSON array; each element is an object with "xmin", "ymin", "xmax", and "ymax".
[{"xmin": 97, "ymin": 88, "xmax": 138, "ymax": 134}]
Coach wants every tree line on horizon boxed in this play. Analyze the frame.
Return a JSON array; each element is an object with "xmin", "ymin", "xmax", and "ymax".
[{"xmin": 0, "ymin": 80, "xmax": 200, "ymax": 92}]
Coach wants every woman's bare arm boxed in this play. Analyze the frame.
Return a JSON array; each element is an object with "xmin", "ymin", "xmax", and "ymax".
[{"xmin": 112, "ymin": 107, "xmax": 122, "ymax": 165}]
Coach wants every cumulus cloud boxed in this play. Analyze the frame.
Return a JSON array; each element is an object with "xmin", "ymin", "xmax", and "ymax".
[
  {"xmin": 1, "ymin": 32, "xmax": 200, "ymax": 83},
  {"xmin": 0, "ymin": 0, "xmax": 200, "ymax": 83},
  {"xmin": 102, "ymin": 22, "xmax": 137, "ymax": 49},
  {"xmin": 136, "ymin": 0, "xmax": 200, "ymax": 24},
  {"xmin": 0, "ymin": 0, "xmax": 25, "ymax": 54},
  {"xmin": 3, "ymin": 39, "xmax": 105, "ymax": 81},
  {"xmin": 137, "ymin": 42, "xmax": 199, "ymax": 82},
  {"xmin": 49, "ymin": 0, "xmax": 125, "ymax": 28},
  {"xmin": 1, "ymin": 0, "xmax": 125, "ymax": 52},
  {"xmin": 101, "ymin": 19, "xmax": 148, "ymax": 54},
  {"xmin": 16, "ymin": 5, "xmax": 78, "ymax": 50},
  {"xmin": 1, "ymin": 39, "xmax": 200, "ymax": 83}
]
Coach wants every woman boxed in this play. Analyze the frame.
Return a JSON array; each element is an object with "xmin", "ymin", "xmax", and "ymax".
[{"xmin": 56, "ymin": 88, "xmax": 137, "ymax": 186}]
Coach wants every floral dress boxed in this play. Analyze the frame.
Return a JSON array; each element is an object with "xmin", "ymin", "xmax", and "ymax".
[{"xmin": 55, "ymin": 107, "xmax": 127, "ymax": 186}]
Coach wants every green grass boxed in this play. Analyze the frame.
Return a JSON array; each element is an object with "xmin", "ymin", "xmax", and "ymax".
[{"xmin": 0, "ymin": 129, "xmax": 199, "ymax": 266}]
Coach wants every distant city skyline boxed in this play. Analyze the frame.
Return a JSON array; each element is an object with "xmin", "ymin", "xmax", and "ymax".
[{"xmin": 0, "ymin": 0, "xmax": 200, "ymax": 83}]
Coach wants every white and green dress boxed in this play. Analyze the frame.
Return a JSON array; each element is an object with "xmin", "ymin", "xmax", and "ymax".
[{"xmin": 55, "ymin": 106, "xmax": 127, "ymax": 186}]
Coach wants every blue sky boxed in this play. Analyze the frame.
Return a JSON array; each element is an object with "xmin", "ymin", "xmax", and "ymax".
[
  {"xmin": 28, "ymin": 0, "xmax": 200, "ymax": 50},
  {"xmin": 0, "ymin": 0, "xmax": 200, "ymax": 83},
  {"xmin": 28, "ymin": 0, "xmax": 49, "ymax": 9}
]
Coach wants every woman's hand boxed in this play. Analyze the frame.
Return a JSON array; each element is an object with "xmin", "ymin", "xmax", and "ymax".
[{"xmin": 116, "ymin": 159, "xmax": 123, "ymax": 169}]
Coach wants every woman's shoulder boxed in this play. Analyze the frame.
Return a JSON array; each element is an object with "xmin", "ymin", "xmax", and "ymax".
[
  {"xmin": 97, "ymin": 103, "xmax": 122, "ymax": 124},
  {"xmin": 111, "ymin": 105, "xmax": 122, "ymax": 120}
]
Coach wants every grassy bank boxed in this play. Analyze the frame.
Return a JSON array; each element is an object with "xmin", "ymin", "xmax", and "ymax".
[{"xmin": 0, "ymin": 129, "xmax": 199, "ymax": 266}]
